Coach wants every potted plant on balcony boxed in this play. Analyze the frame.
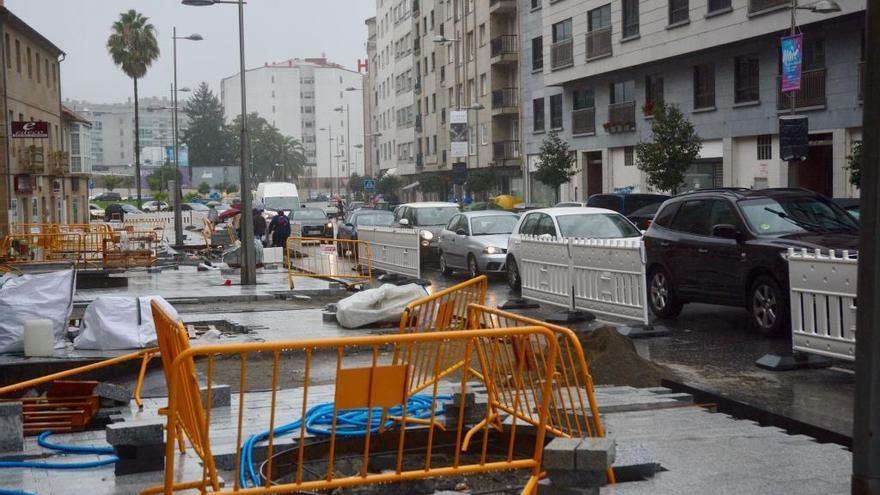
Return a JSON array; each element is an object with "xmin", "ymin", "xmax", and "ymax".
[
  {"xmin": 602, "ymin": 122, "xmax": 613, "ymax": 132},
  {"xmin": 642, "ymin": 101, "xmax": 655, "ymax": 117}
]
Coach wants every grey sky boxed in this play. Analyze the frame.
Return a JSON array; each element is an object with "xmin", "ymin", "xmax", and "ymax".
[{"xmin": 7, "ymin": 0, "xmax": 373, "ymax": 103}]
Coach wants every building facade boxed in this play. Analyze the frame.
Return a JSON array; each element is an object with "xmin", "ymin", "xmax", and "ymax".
[
  {"xmin": 220, "ymin": 57, "xmax": 365, "ymax": 196},
  {"xmin": 0, "ymin": 7, "xmax": 89, "ymax": 235},
  {"xmin": 62, "ymin": 106, "xmax": 92, "ymax": 176},
  {"xmin": 364, "ymin": 17, "xmax": 378, "ymax": 179},
  {"xmin": 521, "ymin": 0, "xmax": 865, "ymax": 203}
]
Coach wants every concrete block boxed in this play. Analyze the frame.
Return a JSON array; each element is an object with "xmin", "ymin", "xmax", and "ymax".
[
  {"xmin": 545, "ymin": 469, "xmax": 607, "ymax": 488},
  {"xmin": 114, "ymin": 443, "xmax": 165, "ymax": 475},
  {"xmin": 537, "ymin": 478, "xmax": 599, "ymax": 495},
  {"xmin": 542, "ymin": 437, "xmax": 582, "ymax": 471},
  {"xmin": 449, "ymin": 382, "xmax": 478, "ymax": 407},
  {"xmin": 612, "ymin": 442, "xmax": 660, "ymax": 481},
  {"xmin": 575, "ymin": 437, "xmax": 616, "ymax": 472},
  {"xmin": 105, "ymin": 420, "xmax": 165, "ymax": 446},
  {"xmin": 0, "ymin": 402, "xmax": 23, "ymax": 453},
  {"xmin": 94, "ymin": 382, "xmax": 133, "ymax": 404},
  {"xmin": 200, "ymin": 384, "xmax": 231, "ymax": 408}
]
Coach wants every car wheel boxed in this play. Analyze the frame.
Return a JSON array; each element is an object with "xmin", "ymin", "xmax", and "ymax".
[
  {"xmin": 749, "ymin": 275, "xmax": 788, "ymax": 336},
  {"xmin": 467, "ymin": 254, "xmax": 479, "ymax": 279},
  {"xmin": 507, "ymin": 257, "xmax": 521, "ymax": 291},
  {"xmin": 648, "ymin": 268, "xmax": 683, "ymax": 319},
  {"xmin": 439, "ymin": 252, "xmax": 453, "ymax": 276}
]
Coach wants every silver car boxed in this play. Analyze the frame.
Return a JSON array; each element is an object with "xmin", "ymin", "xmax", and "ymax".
[{"xmin": 438, "ymin": 211, "xmax": 519, "ymax": 278}]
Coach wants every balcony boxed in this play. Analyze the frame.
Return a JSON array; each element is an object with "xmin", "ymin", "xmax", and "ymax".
[
  {"xmin": 415, "ymin": 114, "xmax": 422, "ymax": 132},
  {"xmin": 491, "ymin": 88, "xmax": 519, "ymax": 115},
  {"xmin": 748, "ymin": 0, "xmax": 788, "ymax": 14},
  {"xmin": 572, "ymin": 107, "xmax": 596, "ymax": 135},
  {"xmin": 585, "ymin": 27, "xmax": 612, "ymax": 61},
  {"xmin": 489, "ymin": 0, "xmax": 517, "ymax": 14},
  {"xmin": 777, "ymin": 68, "xmax": 826, "ymax": 111},
  {"xmin": 414, "ymin": 77, "xmax": 422, "ymax": 94},
  {"xmin": 605, "ymin": 101, "xmax": 636, "ymax": 133},
  {"xmin": 413, "ymin": 37, "xmax": 421, "ymax": 54},
  {"xmin": 859, "ymin": 62, "xmax": 865, "ymax": 101},
  {"xmin": 412, "ymin": 0, "xmax": 420, "ymax": 13},
  {"xmin": 46, "ymin": 151, "xmax": 70, "ymax": 175},
  {"xmin": 551, "ymin": 39, "xmax": 573, "ymax": 70},
  {"xmin": 416, "ymin": 153, "xmax": 424, "ymax": 169},
  {"xmin": 493, "ymin": 140, "xmax": 521, "ymax": 161},
  {"xmin": 490, "ymin": 35, "xmax": 519, "ymax": 65},
  {"xmin": 17, "ymin": 146, "xmax": 45, "ymax": 173}
]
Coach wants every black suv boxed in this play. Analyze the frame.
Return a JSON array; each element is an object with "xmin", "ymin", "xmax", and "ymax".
[{"xmin": 644, "ymin": 188, "xmax": 859, "ymax": 335}]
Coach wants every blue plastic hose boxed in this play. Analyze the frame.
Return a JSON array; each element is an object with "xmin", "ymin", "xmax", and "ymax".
[
  {"xmin": 0, "ymin": 490, "xmax": 36, "ymax": 495},
  {"xmin": 239, "ymin": 395, "xmax": 450, "ymax": 488},
  {"xmin": 0, "ymin": 431, "xmax": 118, "ymax": 470}
]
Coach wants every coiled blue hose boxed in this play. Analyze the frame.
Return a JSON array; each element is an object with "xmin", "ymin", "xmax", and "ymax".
[
  {"xmin": 239, "ymin": 395, "xmax": 450, "ymax": 489},
  {"xmin": 0, "ymin": 431, "xmax": 118, "ymax": 470}
]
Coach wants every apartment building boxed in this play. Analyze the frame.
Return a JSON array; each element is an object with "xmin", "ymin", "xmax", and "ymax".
[
  {"xmin": 364, "ymin": 17, "xmax": 378, "ymax": 179},
  {"xmin": 0, "ymin": 7, "xmax": 89, "ymax": 235},
  {"xmin": 522, "ymin": 0, "xmax": 865, "ymax": 203},
  {"xmin": 221, "ymin": 57, "xmax": 364, "ymax": 195}
]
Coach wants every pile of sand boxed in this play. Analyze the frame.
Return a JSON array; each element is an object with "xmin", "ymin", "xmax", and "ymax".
[{"xmin": 578, "ymin": 326, "xmax": 674, "ymax": 388}]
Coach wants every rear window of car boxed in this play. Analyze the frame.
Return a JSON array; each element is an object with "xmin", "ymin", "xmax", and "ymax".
[
  {"xmin": 355, "ymin": 212, "xmax": 394, "ymax": 226},
  {"xmin": 557, "ymin": 213, "xmax": 641, "ymax": 239},
  {"xmin": 623, "ymin": 196, "xmax": 667, "ymax": 215},
  {"xmin": 652, "ymin": 202, "xmax": 680, "ymax": 228},
  {"xmin": 587, "ymin": 195, "xmax": 622, "ymax": 212}
]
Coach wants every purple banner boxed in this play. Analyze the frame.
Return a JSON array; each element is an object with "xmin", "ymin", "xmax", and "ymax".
[{"xmin": 781, "ymin": 34, "xmax": 803, "ymax": 93}]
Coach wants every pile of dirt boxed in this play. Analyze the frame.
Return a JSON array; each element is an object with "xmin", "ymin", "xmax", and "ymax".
[{"xmin": 578, "ymin": 326, "xmax": 674, "ymax": 388}]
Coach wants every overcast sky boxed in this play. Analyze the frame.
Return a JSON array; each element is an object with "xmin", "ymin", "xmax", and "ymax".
[{"xmin": 7, "ymin": 0, "xmax": 374, "ymax": 103}]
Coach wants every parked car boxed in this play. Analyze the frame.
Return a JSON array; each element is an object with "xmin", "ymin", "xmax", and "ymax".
[
  {"xmin": 88, "ymin": 203, "xmax": 105, "ymax": 220},
  {"xmin": 292, "ymin": 208, "xmax": 333, "ymax": 238},
  {"xmin": 832, "ymin": 198, "xmax": 860, "ymax": 220},
  {"xmin": 587, "ymin": 193, "xmax": 670, "ymax": 224},
  {"xmin": 506, "ymin": 207, "xmax": 642, "ymax": 290},
  {"xmin": 336, "ymin": 209, "xmax": 396, "ymax": 256},
  {"xmin": 394, "ymin": 202, "xmax": 461, "ymax": 257},
  {"xmin": 178, "ymin": 202, "xmax": 210, "ymax": 212},
  {"xmin": 104, "ymin": 203, "xmax": 143, "ymax": 221},
  {"xmin": 93, "ymin": 191, "xmax": 122, "ymax": 202},
  {"xmin": 554, "ymin": 201, "xmax": 587, "ymax": 208},
  {"xmin": 627, "ymin": 202, "xmax": 665, "ymax": 230},
  {"xmin": 142, "ymin": 200, "xmax": 169, "ymax": 212},
  {"xmin": 644, "ymin": 188, "xmax": 859, "ymax": 336},
  {"xmin": 438, "ymin": 211, "xmax": 520, "ymax": 278}
]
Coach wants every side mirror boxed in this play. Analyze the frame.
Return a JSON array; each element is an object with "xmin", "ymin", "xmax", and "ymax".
[
  {"xmin": 399, "ymin": 218, "xmax": 410, "ymax": 227},
  {"xmin": 712, "ymin": 224, "xmax": 740, "ymax": 240},
  {"xmin": 345, "ymin": 223, "xmax": 354, "ymax": 228},
  {"xmin": 455, "ymin": 229, "xmax": 468, "ymax": 236}
]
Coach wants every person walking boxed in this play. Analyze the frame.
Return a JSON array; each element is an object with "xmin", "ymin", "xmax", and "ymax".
[
  {"xmin": 268, "ymin": 210, "xmax": 291, "ymax": 252},
  {"xmin": 253, "ymin": 208, "xmax": 267, "ymax": 243}
]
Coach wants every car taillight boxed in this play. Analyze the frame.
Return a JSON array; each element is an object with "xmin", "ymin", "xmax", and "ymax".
[{"xmin": 645, "ymin": 219, "xmax": 652, "ymax": 229}]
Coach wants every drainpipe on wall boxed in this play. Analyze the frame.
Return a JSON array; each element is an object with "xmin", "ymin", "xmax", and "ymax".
[
  {"xmin": 57, "ymin": 52, "xmax": 66, "ymax": 223},
  {"xmin": 0, "ymin": 12, "xmax": 11, "ymax": 234}
]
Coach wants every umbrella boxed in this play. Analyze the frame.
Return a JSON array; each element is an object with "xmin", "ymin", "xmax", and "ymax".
[
  {"xmin": 207, "ymin": 201, "xmax": 221, "ymax": 207},
  {"xmin": 218, "ymin": 202, "xmax": 242, "ymax": 221}
]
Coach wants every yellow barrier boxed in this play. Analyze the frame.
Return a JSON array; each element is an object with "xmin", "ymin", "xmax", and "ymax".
[
  {"xmin": 145, "ymin": 300, "xmax": 558, "ymax": 495},
  {"xmin": 286, "ymin": 236, "xmax": 372, "ymax": 289},
  {"xmin": 1, "ymin": 230, "xmax": 156, "ymax": 269},
  {"xmin": 9, "ymin": 223, "xmax": 112, "ymax": 235}
]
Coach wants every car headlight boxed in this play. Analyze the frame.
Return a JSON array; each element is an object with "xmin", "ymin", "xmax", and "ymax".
[
  {"xmin": 420, "ymin": 230, "xmax": 434, "ymax": 241},
  {"xmin": 326, "ymin": 222, "xmax": 333, "ymax": 229},
  {"xmin": 483, "ymin": 246, "xmax": 501, "ymax": 254}
]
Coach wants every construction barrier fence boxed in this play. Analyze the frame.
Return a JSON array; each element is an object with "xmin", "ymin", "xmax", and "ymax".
[
  {"xmin": 286, "ymin": 236, "xmax": 372, "ymax": 289},
  {"xmin": 146, "ymin": 300, "xmax": 557, "ymax": 495},
  {"xmin": 357, "ymin": 226, "xmax": 421, "ymax": 279},
  {"xmin": 1, "ymin": 229, "xmax": 158, "ymax": 269}
]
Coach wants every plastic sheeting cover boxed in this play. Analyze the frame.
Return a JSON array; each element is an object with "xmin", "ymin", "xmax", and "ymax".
[
  {"xmin": 335, "ymin": 283, "xmax": 427, "ymax": 329},
  {"xmin": 0, "ymin": 269, "xmax": 76, "ymax": 353},
  {"xmin": 73, "ymin": 296, "xmax": 179, "ymax": 350}
]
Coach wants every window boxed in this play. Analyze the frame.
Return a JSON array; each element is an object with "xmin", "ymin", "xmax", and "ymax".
[
  {"xmin": 14, "ymin": 39, "xmax": 20, "ymax": 73},
  {"xmin": 669, "ymin": 200, "xmax": 710, "ymax": 235},
  {"xmin": 610, "ymin": 80, "xmax": 635, "ymax": 103},
  {"xmin": 645, "ymin": 74, "xmax": 664, "ymax": 108},
  {"xmin": 802, "ymin": 36, "xmax": 825, "ymax": 71},
  {"xmin": 479, "ymin": 23, "xmax": 486, "ymax": 45},
  {"xmin": 35, "ymin": 53, "xmax": 40, "ymax": 83},
  {"xmin": 26, "ymin": 46, "xmax": 31, "ymax": 78},
  {"xmin": 536, "ymin": 214, "xmax": 558, "ymax": 237},
  {"xmin": 622, "ymin": 0, "xmax": 639, "ymax": 38},
  {"xmin": 552, "ymin": 19, "xmax": 572, "ymax": 43},
  {"xmin": 757, "ymin": 135, "xmax": 772, "ymax": 160},
  {"xmin": 533, "ymin": 97, "xmax": 545, "ymax": 132},
  {"xmin": 550, "ymin": 94, "xmax": 563, "ymax": 129},
  {"xmin": 3, "ymin": 34, "xmax": 8, "ymax": 69},
  {"xmin": 668, "ymin": 0, "xmax": 689, "ymax": 25},
  {"xmin": 734, "ymin": 54, "xmax": 760, "ymax": 103},
  {"xmin": 44, "ymin": 59, "xmax": 49, "ymax": 87},
  {"xmin": 573, "ymin": 88, "xmax": 594, "ymax": 110},
  {"xmin": 480, "ymin": 123, "xmax": 488, "ymax": 145},
  {"xmin": 519, "ymin": 213, "xmax": 540, "ymax": 234},
  {"xmin": 708, "ymin": 0, "xmax": 731, "ymax": 13},
  {"xmin": 653, "ymin": 202, "xmax": 680, "ymax": 228},
  {"xmin": 693, "ymin": 63, "xmax": 715, "ymax": 109},
  {"xmin": 589, "ymin": 5, "xmax": 611, "ymax": 31},
  {"xmin": 531, "ymin": 0, "xmax": 540, "ymax": 9},
  {"xmin": 532, "ymin": 36, "xmax": 543, "ymax": 71},
  {"xmin": 624, "ymin": 146, "xmax": 634, "ymax": 166},
  {"xmin": 480, "ymin": 73, "xmax": 487, "ymax": 95},
  {"xmin": 469, "ymin": 126, "xmax": 476, "ymax": 155},
  {"xmin": 709, "ymin": 200, "xmax": 738, "ymax": 232}
]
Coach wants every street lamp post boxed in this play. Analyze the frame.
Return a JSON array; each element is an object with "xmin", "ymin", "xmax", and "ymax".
[
  {"xmin": 434, "ymin": 34, "xmax": 463, "ymax": 200},
  {"xmin": 171, "ymin": 27, "xmax": 202, "ymax": 248},
  {"xmin": 183, "ymin": 0, "xmax": 255, "ymax": 285},
  {"xmin": 319, "ymin": 126, "xmax": 334, "ymax": 196},
  {"xmin": 334, "ymin": 105, "xmax": 351, "ymax": 198}
]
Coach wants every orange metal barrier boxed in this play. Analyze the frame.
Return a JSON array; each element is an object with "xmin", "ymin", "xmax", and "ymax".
[
  {"xmin": 145, "ymin": 300, "xmax": 558, "ymax": 495},
  {"xmin": 102, "ymin": 231, "xmax": 159, "ymax": 269},
  {"xmin": 394, "ymin": 276, "xmax": 488, "ymax": 395},
  {"xmin": 286, "ymin": 236, "xmax": 372, "ymax": 289},
  {"xmin": 9, "ymin": 223, "xmax": 112, "ymax": 235},
  {"xmin": 1, "ymin": 230, "xmax": 156, "ymax": 269}
]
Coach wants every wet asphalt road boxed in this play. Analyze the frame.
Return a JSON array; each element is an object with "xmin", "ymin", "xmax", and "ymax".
[{"xmin": 420, "ymin": 262, "xmax": 856, "ymax": 441}]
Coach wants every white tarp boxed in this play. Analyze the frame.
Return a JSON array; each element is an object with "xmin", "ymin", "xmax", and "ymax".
[
  {"xmin": 335, "ymin": 283, "xmax": 427, "ymax": 329},
  {"xmin": 0, "ymin": 269, "xmax": 76, "ymax": 353},
  {"xmin": 74, "ymin": 296, "xmax": 179, "ymax": 350}
]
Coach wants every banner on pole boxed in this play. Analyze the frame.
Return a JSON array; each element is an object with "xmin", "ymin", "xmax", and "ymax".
[
  {"xmin": 449, "ymin": 110, "xmax": 468, "ymax": 158},
  {"xmin": 781, "ymin": 34, "xmax": 803, "ymax": 93}
]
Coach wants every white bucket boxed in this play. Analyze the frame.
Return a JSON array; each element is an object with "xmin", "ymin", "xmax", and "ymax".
[{"xmin": 23, "ymin": 319, "xmax": 55, "ymax": 357}]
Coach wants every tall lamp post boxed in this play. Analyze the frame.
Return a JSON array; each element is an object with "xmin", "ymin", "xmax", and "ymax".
[
  {"xmin": 171, "ymin": 28, "xmax": 202, "ymax": 248},
  {"xmin": 434, "ymin": 34, "xmax": 463, "ymax": 200},
  {"xmin": 319, "ymin": 126, "xmax": 334, "ymax": 196},
  {"xmin": 334, "ymin": 105, "xmax": 351, "ymax": 198},
  {"xmin": 183, "ymin": 0, "xmax": 255, "ymax": 285}
]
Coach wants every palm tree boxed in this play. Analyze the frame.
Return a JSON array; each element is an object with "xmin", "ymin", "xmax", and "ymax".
[{"xmin": 107, "ymin": 10, "xmax": 160, "ymax": 209}]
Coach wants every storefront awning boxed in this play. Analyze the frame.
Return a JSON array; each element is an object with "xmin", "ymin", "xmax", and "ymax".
[{"xmin": 401, "ymin": 181, "xmax": 419, "ymax": 191}]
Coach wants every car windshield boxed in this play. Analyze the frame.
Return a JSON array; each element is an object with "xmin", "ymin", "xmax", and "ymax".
[
  {"xmin": 556, "ymin": 213, "xmax": 641, "ymax": 239},
  {"xmin": 415, "ymin": 206, "xmax": 459, "ymax": 226},
  {"xmin": 355, "ymin": 212, "xmax": 395, "ymax": 226},
  {"xmin": 293, "ymin": 209, "xmax": 327, "ymax": 221},
  {"xmin": 470, "ymin": 215, "xmax": 518, "ymax": 235},
  {"xmin": 739, "ymin": 197, "xmax": 858, "ymax": 235},
  {"xmin": 265, "ymin": 196, "xmax": 300, "ymax": 211}
]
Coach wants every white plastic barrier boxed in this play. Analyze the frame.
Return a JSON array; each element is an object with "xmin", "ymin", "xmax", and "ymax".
[
  {"xmin": 517, "ymin": 235, "xmax": 650, "ymax": 325},
  {"xmin": 357, "ymin": 226, "xmax": 421, "ymax": 279},
  {"xmin": 788, "ymin": 248, "xmax": 857, "ymax": 361},
  {"xmin": 124, "ymin": 211, "xmax": 206, "ymax": 229}
]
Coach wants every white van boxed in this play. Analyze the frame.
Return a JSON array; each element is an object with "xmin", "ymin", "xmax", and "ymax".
[{"xmin": 255, "ymin": 182, "xmax": 300, "ymax": 214}]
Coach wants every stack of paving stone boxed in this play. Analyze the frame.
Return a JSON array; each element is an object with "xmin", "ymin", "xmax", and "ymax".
[{"xmin": 539, "ymin": 436, "xmax": 617, "ymax": 495}]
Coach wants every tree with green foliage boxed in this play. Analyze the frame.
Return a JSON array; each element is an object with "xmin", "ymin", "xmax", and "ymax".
[
  {"xmin": 466, "ymin": 167, "xmax": 496, "ymax": 199},
  {"xmin": 101, "ymin": 175, "xmax": 124, "ymax": 192},
  {"xmin": 224, "ymin": 183, "xmax": 239, "ymax": 195},
  {"xmin": 197, "ymin": 182, "xmax": 212, "ymax": 195},
  {"xmin": 228, "ymin": 113, "xmax": 306, "ymax": 182},
  {"xmin": 146, "ymin": 164, "xmax": 181, "ymax": 195},
  {"xmin": 847, "ymin": 141, "xmax": 863, "ymax": 188},
  {"xmin": 107, "ymin": 9, "xmax": 160, "ymax": 208},
  {"xmin": 182, "ymin": 82, "xmax": 234, "ymax": 169},
  {"xmin": 348, "ymin": 173, "xmax": 365, "ymax": 197},
  {"xmin": 534, "ymin": 131, "xmax": 577, "ymax": 203},
  {"xmin": 636, "ymin": 103, "xmax": 702, "ymax": 194},
  {"xmin": 377, "ymin": 175, "xmax": 402, "ymax": 201}
]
